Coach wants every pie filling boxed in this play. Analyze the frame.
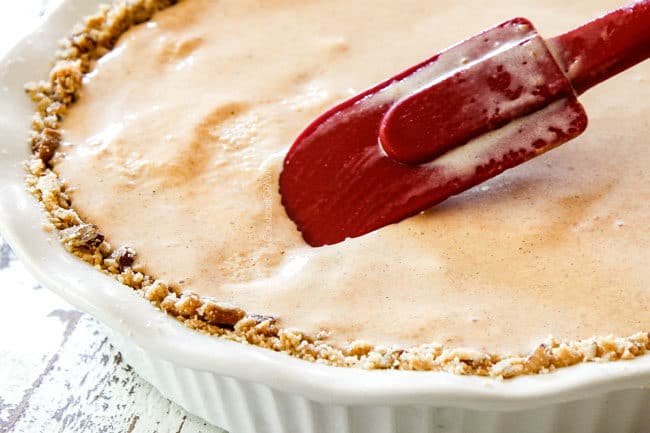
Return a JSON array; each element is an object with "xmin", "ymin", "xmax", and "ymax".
[{"xmin": 26, "ymin": 0, "xmax": 650, "ymax": 376}]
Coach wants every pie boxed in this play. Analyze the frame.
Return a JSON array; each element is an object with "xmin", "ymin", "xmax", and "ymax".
[{"xmin": 25, "ymin": 0, "xmax": 650, "ymax": 377}]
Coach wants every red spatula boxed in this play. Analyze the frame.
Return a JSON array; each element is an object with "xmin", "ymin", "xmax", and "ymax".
[{"xmin": 280, "ymin": 0, "xmax": 650, "ymax": 247}]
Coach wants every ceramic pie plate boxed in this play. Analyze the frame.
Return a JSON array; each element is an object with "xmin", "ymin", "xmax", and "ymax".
[{"xmin": 1, "ymin": 1, "xmax": 649, "ymax": 432}]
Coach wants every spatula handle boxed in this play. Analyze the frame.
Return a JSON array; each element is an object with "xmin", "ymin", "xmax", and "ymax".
[{"xmin": 548, "ymin": 0, "xmax": 650, "ymax": 95}]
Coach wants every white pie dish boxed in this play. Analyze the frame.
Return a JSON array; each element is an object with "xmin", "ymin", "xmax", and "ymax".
[{"xmin": 1, "ymin": 1, "xmax": 650, "ymax": 432}]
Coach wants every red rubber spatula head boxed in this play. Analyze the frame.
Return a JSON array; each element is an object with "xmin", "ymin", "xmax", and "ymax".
[{"xmin": 280, "ymin": 1, "xmax": 650, "ymax": 247}]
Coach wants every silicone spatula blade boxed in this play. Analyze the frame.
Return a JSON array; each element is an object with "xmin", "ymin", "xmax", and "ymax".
[{"xmin": 280, "ymin": 0, "xmax": 650, "ymax": 247}]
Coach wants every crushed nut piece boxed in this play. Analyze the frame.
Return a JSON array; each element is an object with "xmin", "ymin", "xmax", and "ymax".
[
  {"xmin": 198, "ymin": 302, "xmax": 246, "ymax": 327},
  {"xmin": 112, "ymin": 245, "xmax": 136, "ymax": 270},
  {"xmin": 32, "ymin": 128, "xmax": 61, "ymax": 164},
  {"xmin": 59, "ymin": 224, "xmax": 105, "ymax": 252}
]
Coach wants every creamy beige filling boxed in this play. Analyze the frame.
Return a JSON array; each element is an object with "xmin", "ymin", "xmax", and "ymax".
[{"xmin": 54, "ymin": 0, "xmax": 650, "ymax": 355}]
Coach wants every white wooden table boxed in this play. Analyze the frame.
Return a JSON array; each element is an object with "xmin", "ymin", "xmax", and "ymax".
[{"xmin": 0, "ymin": 3, "xmax": 226, "ymax": 433}]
